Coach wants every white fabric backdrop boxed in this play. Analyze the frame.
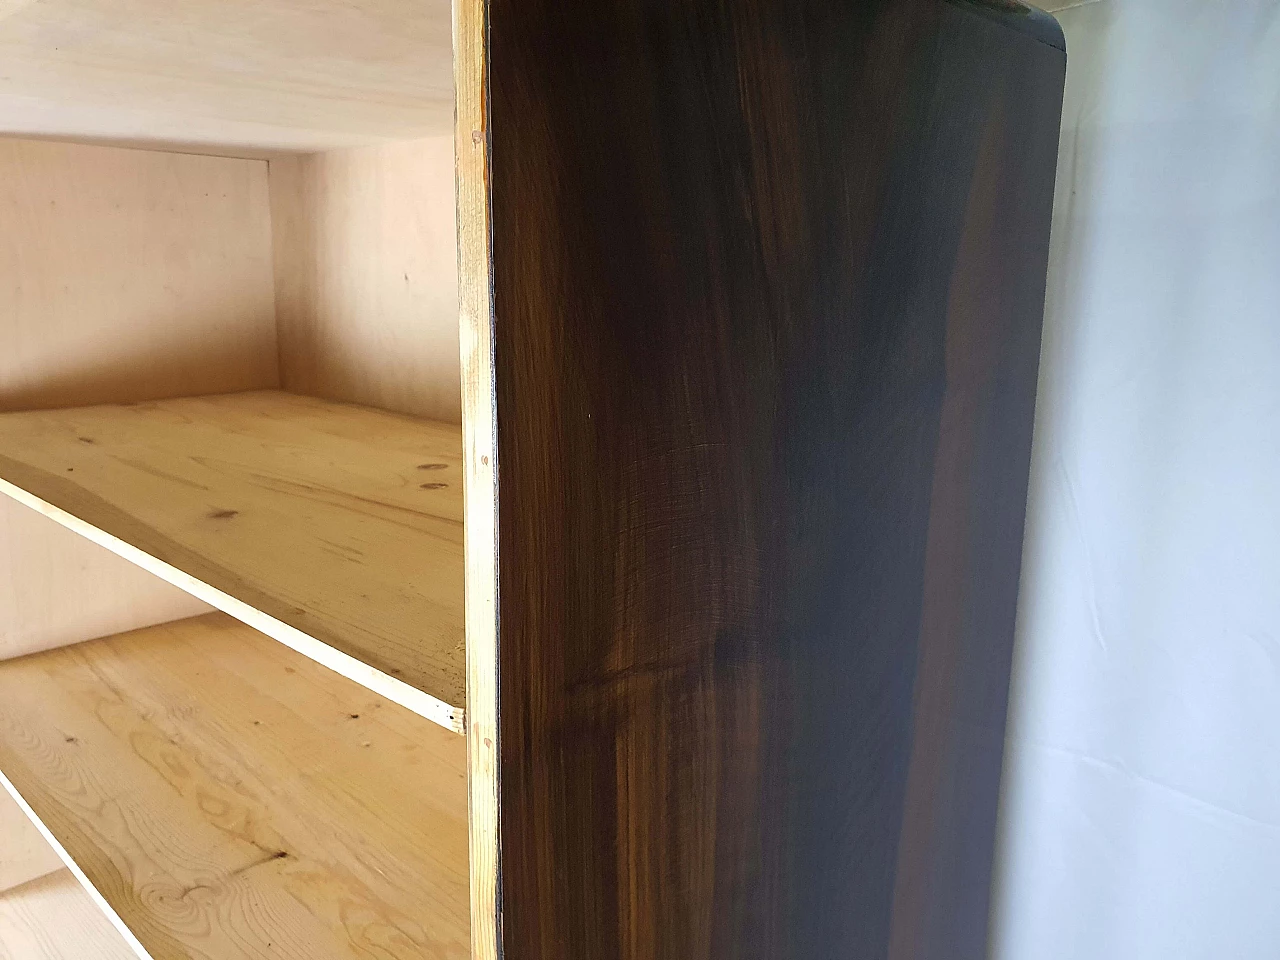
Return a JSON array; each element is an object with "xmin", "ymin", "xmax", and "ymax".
[{"xmin": 991, "ymin": 2, "xmax": 1280, "ymax": 957}]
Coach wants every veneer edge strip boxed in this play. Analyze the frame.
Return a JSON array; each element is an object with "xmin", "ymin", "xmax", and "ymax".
[{"xmin": 455, "ymin": 0, "xmax": 502, "ymax": 956}]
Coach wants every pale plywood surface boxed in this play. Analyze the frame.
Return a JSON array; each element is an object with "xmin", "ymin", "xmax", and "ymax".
[
  {"xmin": 0, "ymin": 0, "xmax": 453, "ymax": 153},
  {"xmin": 0, "ymin": 497, "xmax": 210, "ymax": 662},
  {"xmin": 0, "ymin": 613, "xmax": 470, "ymax": 960},
  {"xmin": 0, "ymin": 392, "xmax": 465, "ymax": 727},
  {"xmin": 454, "ymin": 0, "xmax": 500, "ymax": 956},
  {"xmin": 0, "ymin": 871, "xmax": 137, "ymax": 960},
  {"xmin": 0, "ymin": 138, "xmax": 279, "ymax": 413},
  {"xmin": 271, "ymin": 137, "xmax": 461, "ymax": 424},
  {"xmin": 0, "ymin": 135, "xmax": 269, "ymax": 663},
  {"xmin": 0, "ymin": 787, "xmax": 61, "ymax": 893}
]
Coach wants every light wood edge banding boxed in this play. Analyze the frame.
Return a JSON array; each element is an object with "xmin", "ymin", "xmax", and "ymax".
[{"xmin": 455, "ymin": 0, "xmax": 501, "ymax": 957}]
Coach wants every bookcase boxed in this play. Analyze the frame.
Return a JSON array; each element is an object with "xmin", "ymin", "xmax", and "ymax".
[{"xmin": 0, "ymin": 1, "xmax": 1065, "ymax": 958}]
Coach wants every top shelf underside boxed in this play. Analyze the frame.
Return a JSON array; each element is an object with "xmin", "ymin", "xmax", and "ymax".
[
  {"xmin": 0, "ymin": 0, "xmax": 455, "ymax": 154},
  {"xmin": 0, "ymin": 391, "xmax": 466, "ymax": 732}
]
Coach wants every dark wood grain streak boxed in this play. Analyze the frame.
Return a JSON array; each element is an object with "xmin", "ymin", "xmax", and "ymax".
[{"xmin": 485, "ymin": 1, "xmax": 1065, "ymax": 957}]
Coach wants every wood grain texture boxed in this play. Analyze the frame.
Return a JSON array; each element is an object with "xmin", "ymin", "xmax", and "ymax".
[
  {"xmin": 0, "ymin": 871, "xmax": 137, "ymax": 960},
  {"xmin": 454, "ymin": 0, "xmax": 501, "ymax": 957},
  {"xmin": 0, "ymin": 786, "xmax": 61, "ymax": 893},
  {"xmin": 271, "ymin": 138, "xmax": 461, "ymax": 424},
  {"xmin": 0, "ymin": 497, "xmax": 210, "ymax": 662},
  {"xmin": 0, "ymin": 613, "xmax": 470, "ymax": 960},
  {"xmin": 0, "ymin": 392, "xmax": 465, "ymax": 729},
  {"xmin": 0, "ymin": 0, "xmax": 452, "ymax": 152},
  {"xmin": 484, "ymin": 0, "xmax": 1065, "ymax": 957},
  {"xmin": 0, "ymin": 138, "xmax": 278, "ymax": 413}
]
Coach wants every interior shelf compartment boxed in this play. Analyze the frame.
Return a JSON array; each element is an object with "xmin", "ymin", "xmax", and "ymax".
[
  {"xmin": 0, "ymin": 391, "xmax": 464, "ymax": 732},
  {"xmin": 0, "ymin": 612, "xmax": 469, "ymax": 960}
]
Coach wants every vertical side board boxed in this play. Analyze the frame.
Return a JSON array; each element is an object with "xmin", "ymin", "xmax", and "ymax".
[
  {"xmin": 455, "ymin": 1, "xmax": 501, "ymax": 959},
  {"xmin": 478, "ymin": 1, "xmax": 1066, "ymax": 958}
]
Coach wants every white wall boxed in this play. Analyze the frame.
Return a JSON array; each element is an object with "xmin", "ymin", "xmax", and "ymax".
[{"xmin": 992, "ymin": 2, "xmax": 1280, "ymax": 957}]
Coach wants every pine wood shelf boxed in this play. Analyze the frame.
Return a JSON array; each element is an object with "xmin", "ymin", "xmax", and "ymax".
[
  {"xmin": 0, "ymin": 392, "xmax": 465, "ymax": 732},
  {"xmin": 0, "ymin": 612, "xmax": 469, "ymax": 960}
]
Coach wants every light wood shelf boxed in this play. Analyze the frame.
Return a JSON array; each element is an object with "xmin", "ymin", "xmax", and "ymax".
[
  {"xmin": 0, "ymin": 391, "xmax": 465, "ymax": 732},
  {"xmin": 0, "ymin": 612, "xmax": 470, "ymax": 960}
]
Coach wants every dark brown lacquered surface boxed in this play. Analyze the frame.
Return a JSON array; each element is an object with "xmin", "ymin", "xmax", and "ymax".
[{"xmin": 486, "ymin": 0, "xmax": 1065, "ymax": 957}]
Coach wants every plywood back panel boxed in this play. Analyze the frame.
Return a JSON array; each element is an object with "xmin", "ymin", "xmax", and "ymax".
[
  {"xmin": 271, "ymin": 137, "xmax": 461, "ymax": 423},
  {"xmin": 0, "ymin": 0, "xmax": 453, "ymax": 153},
  {"xmin": 0, "ymin": 497, "xmax": 210, "ymax": 662},
  {"xmin": 0, "ymin": 138, "xmax": 279, "ymax": 412},
  {"xmin": 0, "ymin": 137, "xmax": 270, "ymax": 658}
]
